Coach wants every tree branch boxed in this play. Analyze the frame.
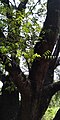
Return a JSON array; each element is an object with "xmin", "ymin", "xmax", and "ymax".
[
  {"xmin": 44, "ymin": 81, "xmax": 60, "ymax": 96},
  {"xmin": 18, "ymin": 0, "xmax": 28, "ymax": 11},
  {"xmin": 30, "ymin": 0, "xmax": 41, "ymax": 12},
  {"xmin": 39, "ymin": 0, "xmax": 60, "ymax": 48},
  {"xmin": 34, "ymin": 81, "xmax": 60, "ymax": 119},
  {"xmin": 0, "ymin": 0, "xmax": 9, "ymax": 5},
  {"xmin": 30, "ymin": 0, "xmax": 60, "ymax": 93},
  {"xmin": 55, "ymin": 57, "xmax": 60, "ymax": 68},
  {"xmin": 0, "ymin": 0, "xmax": 30, "ymax": 95},
  {"xmin": 0, "ymin": 52, "xmax": 31, "ymax": 94},
  {"xmin": 44, "ymin": 35, "xmax": 60, "ymax": 85},
  {"xmin": 0, "ymin": 28, "xmax": 5, "ymax": 38}
]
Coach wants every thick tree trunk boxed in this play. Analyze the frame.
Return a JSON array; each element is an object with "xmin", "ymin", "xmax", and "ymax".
[
  {"xmin": 20, "ymin": 0, "xmax": 60, "ymax": 120},
  {"xmin": 1, "ymin": 76, "xmax": 19, "ymax": 120},
  {"xmin": 0, "ymin": 0, "xmax": 60, "ymax": 120}
]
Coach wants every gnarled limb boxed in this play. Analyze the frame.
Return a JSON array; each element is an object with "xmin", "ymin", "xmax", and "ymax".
[{"xmin": 0, "ymin": 52, "xmax": 31, "ymax": 94}]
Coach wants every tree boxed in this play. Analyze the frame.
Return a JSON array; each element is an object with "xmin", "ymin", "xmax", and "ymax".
[{"xmin": 0, "ymin": 0, "xmax": 60, "ymax": 120}]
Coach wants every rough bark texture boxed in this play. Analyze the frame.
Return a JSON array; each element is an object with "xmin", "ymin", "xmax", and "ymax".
[
  {"xmin": 13, "ymin": 0, "xmax": 60, "ymax": 120},
  {"xmin": 0, "ymin": 0, "xmax": 60, "ymax": 120}
]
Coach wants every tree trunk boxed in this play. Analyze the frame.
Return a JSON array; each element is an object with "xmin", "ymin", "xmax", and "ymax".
[
  {"xmin": 18, "ymin": 0, "xmax": 60, "ymax": 120},
  {"xmin": 0, "ymin": 0, "xmax": 60, "ymax": 120},
  {"xmin": 1, "ymin": 82, "xmax": 19, "ymax": 120}
]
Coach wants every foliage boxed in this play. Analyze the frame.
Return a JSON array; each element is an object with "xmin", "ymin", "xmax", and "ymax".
[
  {"xmin": 0, "ymin": 0, "xmax": 47, "ymax": 73},
  {"xmin": 0, "ymin": 0, "xmax": 47, "ymax": 95},
  {"xmin": 42, "ymin": 92, "xmax": 60, "ymax": 120}
]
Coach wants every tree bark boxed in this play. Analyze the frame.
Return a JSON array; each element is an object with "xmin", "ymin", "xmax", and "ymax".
[{"xmin": 0, "ymin": 0, "xmax": 60, "ymax": 120}]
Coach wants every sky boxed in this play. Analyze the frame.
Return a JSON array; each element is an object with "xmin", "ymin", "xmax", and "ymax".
[
  {"xmin": 0, "ymin": 81, "xmax": 3, "ymax": 88},
  {"xmin": 9, "ymin": 0, "xmax": 47, "ymax": 7}
]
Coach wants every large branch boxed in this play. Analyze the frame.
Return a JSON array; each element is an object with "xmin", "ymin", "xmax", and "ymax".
[
  {"xmin": 44, "ymin": 35, "xmax": 60, "ymax": 85},
  {"xmin": 36, "ymin": 38, "xmax": 60, "ymax": 118},
  {"xmin": 0, "ymin": 52, "xmax": 31, "ymax": 94},
  {"xmin": 29, "ymin": 0, "xmax": 60, "ymax": 92},
  {"xmin": 35, "ymin": 81, "xmax": 60, "ymax": 119},
  {"xmin": 29, "ymin": 36, "xmax": 60, "ymax": 92},
  {"xmin": 40, "ymin": 0, "xmax": 60, "ymax": 47},
  {"xmin": 9, "ymin": 57, "xmax": 31, "ymax": 95},
  {"xmin": 44, "ymin": 81, "xmax": 60, "ymax": 96},
  {"xmin": 9, "ymin": 63, "xmax": 31, "ymax": 94}
]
